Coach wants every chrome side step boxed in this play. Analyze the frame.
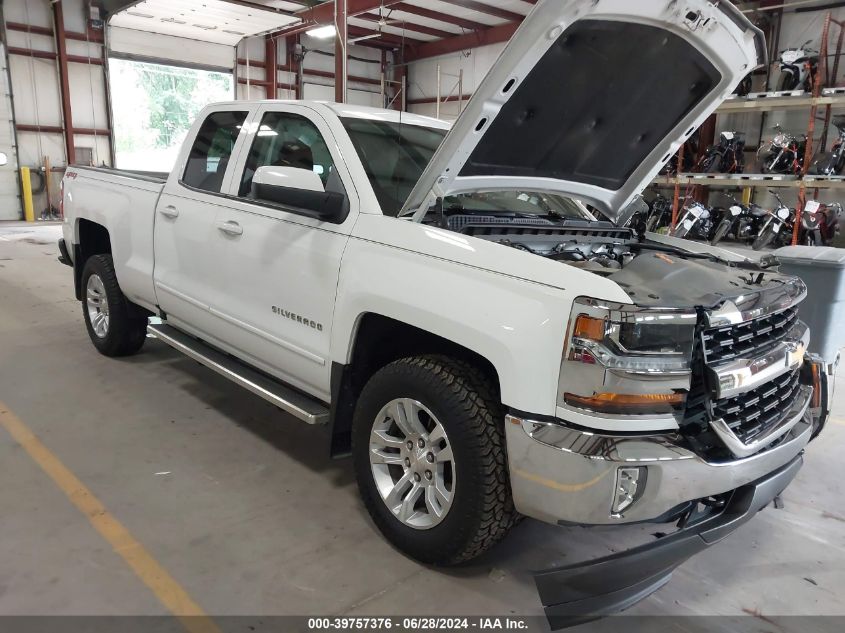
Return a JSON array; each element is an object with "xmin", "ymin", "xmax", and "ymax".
[{"xmin": 147, "ymin": 323, "xmax": 329, "ymax": 425}]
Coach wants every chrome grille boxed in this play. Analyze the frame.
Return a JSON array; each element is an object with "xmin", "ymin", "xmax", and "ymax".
[
  {"xmin": 702, "ymin": 307, "xmax": 799, "ymax": 364},
  {"xmin": 711, "ymin": 368, "xmax": 802, "ymax": 445}
]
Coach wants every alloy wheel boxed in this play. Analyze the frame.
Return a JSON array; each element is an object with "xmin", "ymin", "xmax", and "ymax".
[
  {"xmin": 369, "ymin": 398, "xmax": 455, "ymax": 529},
  {"xmin": 86, "ymin": 274, "xmax": 110, "ymax": 338}
]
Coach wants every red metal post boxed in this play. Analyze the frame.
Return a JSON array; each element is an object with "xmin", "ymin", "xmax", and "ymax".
[
  {"xmin": 794, "ymin": 13, "xmax": 831, "ymax": 245},
  {"xmin": 52, "ymin": 0, "xmax": 76, "ymax": 165},
  {"xmin": 285, "ymin": 38, "xmax": 301, "ymax": 99},
  {"xmin": 671, "ymin": 144, "xmax": 685, "ymax": 230},
  {"xmin": 335, "ymin": 0, "xmax": 347, "ymax": 103},
  {"xmin": 265, "ymin": 35, "xmax": 278, "ymax": 100}
]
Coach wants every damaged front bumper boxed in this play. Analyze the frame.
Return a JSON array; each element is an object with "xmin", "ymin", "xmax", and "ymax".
[
  {"xmin": 535, "ymin": 454, "xmax": 803, "ymax": 628},
  {"xmin": 507, "ymin": 356, "xmax": 830, "ymax": 627}
]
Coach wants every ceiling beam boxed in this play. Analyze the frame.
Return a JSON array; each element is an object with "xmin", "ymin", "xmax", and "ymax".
[
  {"xmin": 391, "ymin": 3, "xmax": 487, "ymax": 32},
  {"xmin": 269, "ymin": 0, "xmax": 405, "ymax": 39},
  {"xmin": 405, "ymin": 20, "xmax": 520, "ymax": 61},
  {"xmin": 356, "ymin": 12, "xmax": 456, "ymax": 39},
  {"xmin": 435, "ymin": 0, "xmax": 524, "ymax": 23},
  {"xmin": 348, "ymin": 23, "xmax": 419, "ymax": 46}
]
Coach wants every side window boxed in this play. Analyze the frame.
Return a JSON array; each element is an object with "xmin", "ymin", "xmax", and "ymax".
[
  {"xmin": 238, "ymin": 112, "xmax": 336, "ymax": 197},
  {"xmin": 182, "ymin": 111, "xmax": 248, "ymax": 193}
]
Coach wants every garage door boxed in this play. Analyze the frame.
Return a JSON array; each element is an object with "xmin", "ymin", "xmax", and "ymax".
[{"xmin": 0, "ymin": 44, "xmax": 21, "ymax": 221}]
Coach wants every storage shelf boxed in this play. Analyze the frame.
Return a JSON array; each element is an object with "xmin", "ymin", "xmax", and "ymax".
[
  {"xmin": 652, "ymin": 173, "xmax": 845, "ymax": 189},
  {"xmin": 717, "ymin": 87, "xmax": 845, "ymax": 113}
]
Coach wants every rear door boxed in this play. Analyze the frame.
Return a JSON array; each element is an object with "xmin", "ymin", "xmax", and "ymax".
[
  {"xmin": 153, "ymin": 107, "xmax": 253, "ymax": 340},
  {"xmin": 203, "ymin": 104, "xmax": 359, "ymax": 400}
]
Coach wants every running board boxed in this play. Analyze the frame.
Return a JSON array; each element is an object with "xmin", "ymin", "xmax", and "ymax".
[{"xmin": 147, "ymin": 323, "xmax": 329, "ymax": 425}]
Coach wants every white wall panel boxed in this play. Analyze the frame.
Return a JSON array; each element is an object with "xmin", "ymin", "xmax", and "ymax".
[
  {"xmin": 109, "ymin": 26, "xmax": 235, "ymax": 70},
  {"xmin": 8, "ymin": 56, "xmax": 63, "ymax": 128},
  {"xmin": 16, "ymin": 132, "xmax": 65, "ymax": 171},
  {"xmin": 3, "ymin": 0, "xmax": 51, "ymax": 28},
  {"xmin": 7, "ymin": 30, "xmax": 55, "ymax": 54},
  {"xmin": 68, "ymin": 64, "xmax": 109, "ymax": 129}
]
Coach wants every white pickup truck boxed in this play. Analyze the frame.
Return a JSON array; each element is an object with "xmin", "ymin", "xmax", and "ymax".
[{"xmin": 59, "ymin": 0, "xmax": 830, "ymax": 620}]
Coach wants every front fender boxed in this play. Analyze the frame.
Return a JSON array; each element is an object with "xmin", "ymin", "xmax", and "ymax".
[{"xmin": 333, "ymin": 216, "xmax": 631, "ymax": 415}]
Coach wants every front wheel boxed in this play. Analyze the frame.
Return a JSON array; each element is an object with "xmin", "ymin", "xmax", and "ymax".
[
  {"xmin": 671, "ymin": 218, "xmax": 693, "ymax": 239},
  {"xmin": 352, "ymin": 355, "xmax": 517, "ymax": 566},
  {"xmin": 710, "ymin": 219, "xmax": 733, "ymax": 245},
  {"xmin": 702, "ymin": 154, "xmax": 721, "ymax": 173},
  {"xmin": 778, "ymin": 70, "xmax": 798, "ymax": 91},
  {"xmin": 81, "ymin": 254, "xmax": 148, "ymax": 357},
  {"xmin": 752, "ymin": 224, "xmax": 778, "ymax": 251}
]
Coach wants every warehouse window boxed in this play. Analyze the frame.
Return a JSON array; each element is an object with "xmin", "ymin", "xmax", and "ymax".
[{"xmin": 109, "ymin": 58, "xmax": 234, "ymax": 171}]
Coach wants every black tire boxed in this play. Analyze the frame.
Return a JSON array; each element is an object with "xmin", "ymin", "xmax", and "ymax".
[
  {"xmin": 645, "ymin": 214, "xmax": 660, "ymax": 233},
  {"xmin": 734, "ymin": 75, "xmax": 752, "ymax": 96},
  {"xmin": 778, "ymin": 71, "xmax": 798, "ymax": 92},
  {"xmin": 671, "ymin": 221, "xmax": 691, "ymax": 239},
  {"xmin": 752, "ymin": 226, "xmax": 777, "ymax": 251},
  {"xmin": 711, "ymin": 219, "xmax": 732, "ymax": 245},
  {"xmin": 703, "ymin": 154, "xmax": 721, "ymax": 173},
  {"xmin": 352, "ymin": 355, "xmax": 517, "ymax": 566},
  {"xmin": 81, "ymin": 254, "xmax": 148, "ymax": 357}
]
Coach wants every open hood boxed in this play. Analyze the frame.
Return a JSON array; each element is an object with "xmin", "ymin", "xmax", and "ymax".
[{"xmin": 402, "ymin": 0, "xmax": 764, "ymax": 225}]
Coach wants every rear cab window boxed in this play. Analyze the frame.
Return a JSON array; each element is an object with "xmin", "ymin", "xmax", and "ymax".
[{"xmin": 182, "ymin": 111, "xmax": 248, "ymax": 193}]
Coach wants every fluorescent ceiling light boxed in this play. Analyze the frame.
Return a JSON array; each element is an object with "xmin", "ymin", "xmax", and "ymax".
[{"xmin": 307, "ymin": 25, "xmax": 336, "ymax": 39}]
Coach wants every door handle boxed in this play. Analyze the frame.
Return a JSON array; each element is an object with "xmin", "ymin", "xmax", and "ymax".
[
  {"xmin": 159, "ymin": 205, "xmax": 179, "ymax": 219},
  {"xmin": 217, "ymin": 220, "xmax": 243, "ymax": 236}
]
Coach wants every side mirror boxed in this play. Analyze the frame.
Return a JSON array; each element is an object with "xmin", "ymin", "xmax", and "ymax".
[
  {"xmin": 252, "ymin": 165, "xmax": 348, "ymax": 223},
  {"xmin": 254, "ymin": 165, "xmax": 325, "ymax": 192}
]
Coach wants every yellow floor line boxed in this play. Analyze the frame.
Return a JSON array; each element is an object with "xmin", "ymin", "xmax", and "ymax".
[{"xmin": 0, "ymin": 402, "xmax": 221, "ymax": 633}]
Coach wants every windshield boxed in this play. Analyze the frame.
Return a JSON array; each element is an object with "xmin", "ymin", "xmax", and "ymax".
[
  {"xmin": 341, "ymin": 117, "xmax": 594, "ymax": 221},
  {"xmin": 341, "ymin": 117, "xmax": 447, "ymax": 216}
]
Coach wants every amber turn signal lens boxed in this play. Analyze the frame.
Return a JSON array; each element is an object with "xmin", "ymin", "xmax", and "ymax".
[
  {"xmin": 564, "ymin": 392, "xmax": 686, "ymax": 415},
  {"xmin": 573, "ymin": 315, "xmax": 605, "ymax": 341},
  {"xmin": 811, "ymin": 362, "xmax": 821, "ymax": 409}
]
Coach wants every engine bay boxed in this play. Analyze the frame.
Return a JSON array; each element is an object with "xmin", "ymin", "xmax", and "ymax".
[{"xmin": 445, "ymin": 213, "xmax": 637, "ymax": 275}]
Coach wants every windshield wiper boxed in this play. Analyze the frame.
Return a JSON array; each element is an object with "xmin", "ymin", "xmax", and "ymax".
[{"xmin": 632, "ymin": 241, "xmax": 737, "ymax": 266}]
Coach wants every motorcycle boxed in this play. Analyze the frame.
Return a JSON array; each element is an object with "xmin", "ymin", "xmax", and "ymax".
[
  {"xmin": 644, "ymin": 194, "xmax": 672, "ymax": 233},
  {"xmin": 698, "ymin": 131, "xmax": 745, "ymax": 173},
  {"xmin": 776, "ymin": 40, "xmax": 819, "ymax": 92},
  {"xmin": 733, "ymin": 74, "xmax": 753, "ymax": 97},
  {"xmin": 709, "ymin": 192, "xmax": 769, "ymax": 245},
  {"xmin": 658, "ymin": 132, "xmax": 698, "ymax": 175},
  {"xmin": 758, "ymin": 125, "xmax": 807, "ymax": 174},
  {"xmin": 809, "ymin": 115, "xmax": 845, "ymax": 175},
  {"xmin": 799, "ymin": 200, "xmax": 842, "ymax": 246},
  {"xmin": 670, "ymin": 200, "xmax": 712, "ymax": 240},
  {"xmin": 752, "ymin": 190, "xmax": 794, "ymax": 250}
]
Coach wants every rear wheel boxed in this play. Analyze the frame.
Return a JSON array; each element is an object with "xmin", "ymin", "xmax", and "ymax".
[
  {"xmin": 352, "ymin": 355, "xmax": 517, "ymax": 565},
  {"xmin": 81, "ymin": 255, "xmax": 147, "ymax": 357}
]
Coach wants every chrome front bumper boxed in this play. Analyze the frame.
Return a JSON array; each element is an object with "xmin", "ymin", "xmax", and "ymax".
[{"xmin": 506, "ymin": 385, "xmax": 816, "ymax": 526}]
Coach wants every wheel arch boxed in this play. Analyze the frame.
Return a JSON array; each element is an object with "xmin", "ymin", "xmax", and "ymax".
[
  {"xmin": 328, "ymin": 313, "xmax": 503, "ymax": 457},
  {"xmin": 72, "ymin": 219, "xmax": 112, "ymax": 300}
]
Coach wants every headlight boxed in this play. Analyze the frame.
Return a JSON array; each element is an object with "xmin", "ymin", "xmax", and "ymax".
[{"xmin": 560, "ymin": 298, "xmax": 696, "ymax": 416}]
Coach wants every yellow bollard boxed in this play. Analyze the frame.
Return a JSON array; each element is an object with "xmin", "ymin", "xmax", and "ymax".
[
  {"xmin": 741, "ymin": 186, "xmax": 752, "ymax": 206},
  {"xmin": 20, "ymin": 167, "xmax": 35, "ymax": 222}
]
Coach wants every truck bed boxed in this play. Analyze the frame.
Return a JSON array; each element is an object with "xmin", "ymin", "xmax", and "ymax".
[{"xmin": 63, "ymin": 164, "xmax": 167, "ymax": 313}]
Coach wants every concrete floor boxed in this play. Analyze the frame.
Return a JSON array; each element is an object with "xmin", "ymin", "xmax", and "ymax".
[{"xmin": 1, "ymin": 221, "xmax": 844, "ymax": 630}]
